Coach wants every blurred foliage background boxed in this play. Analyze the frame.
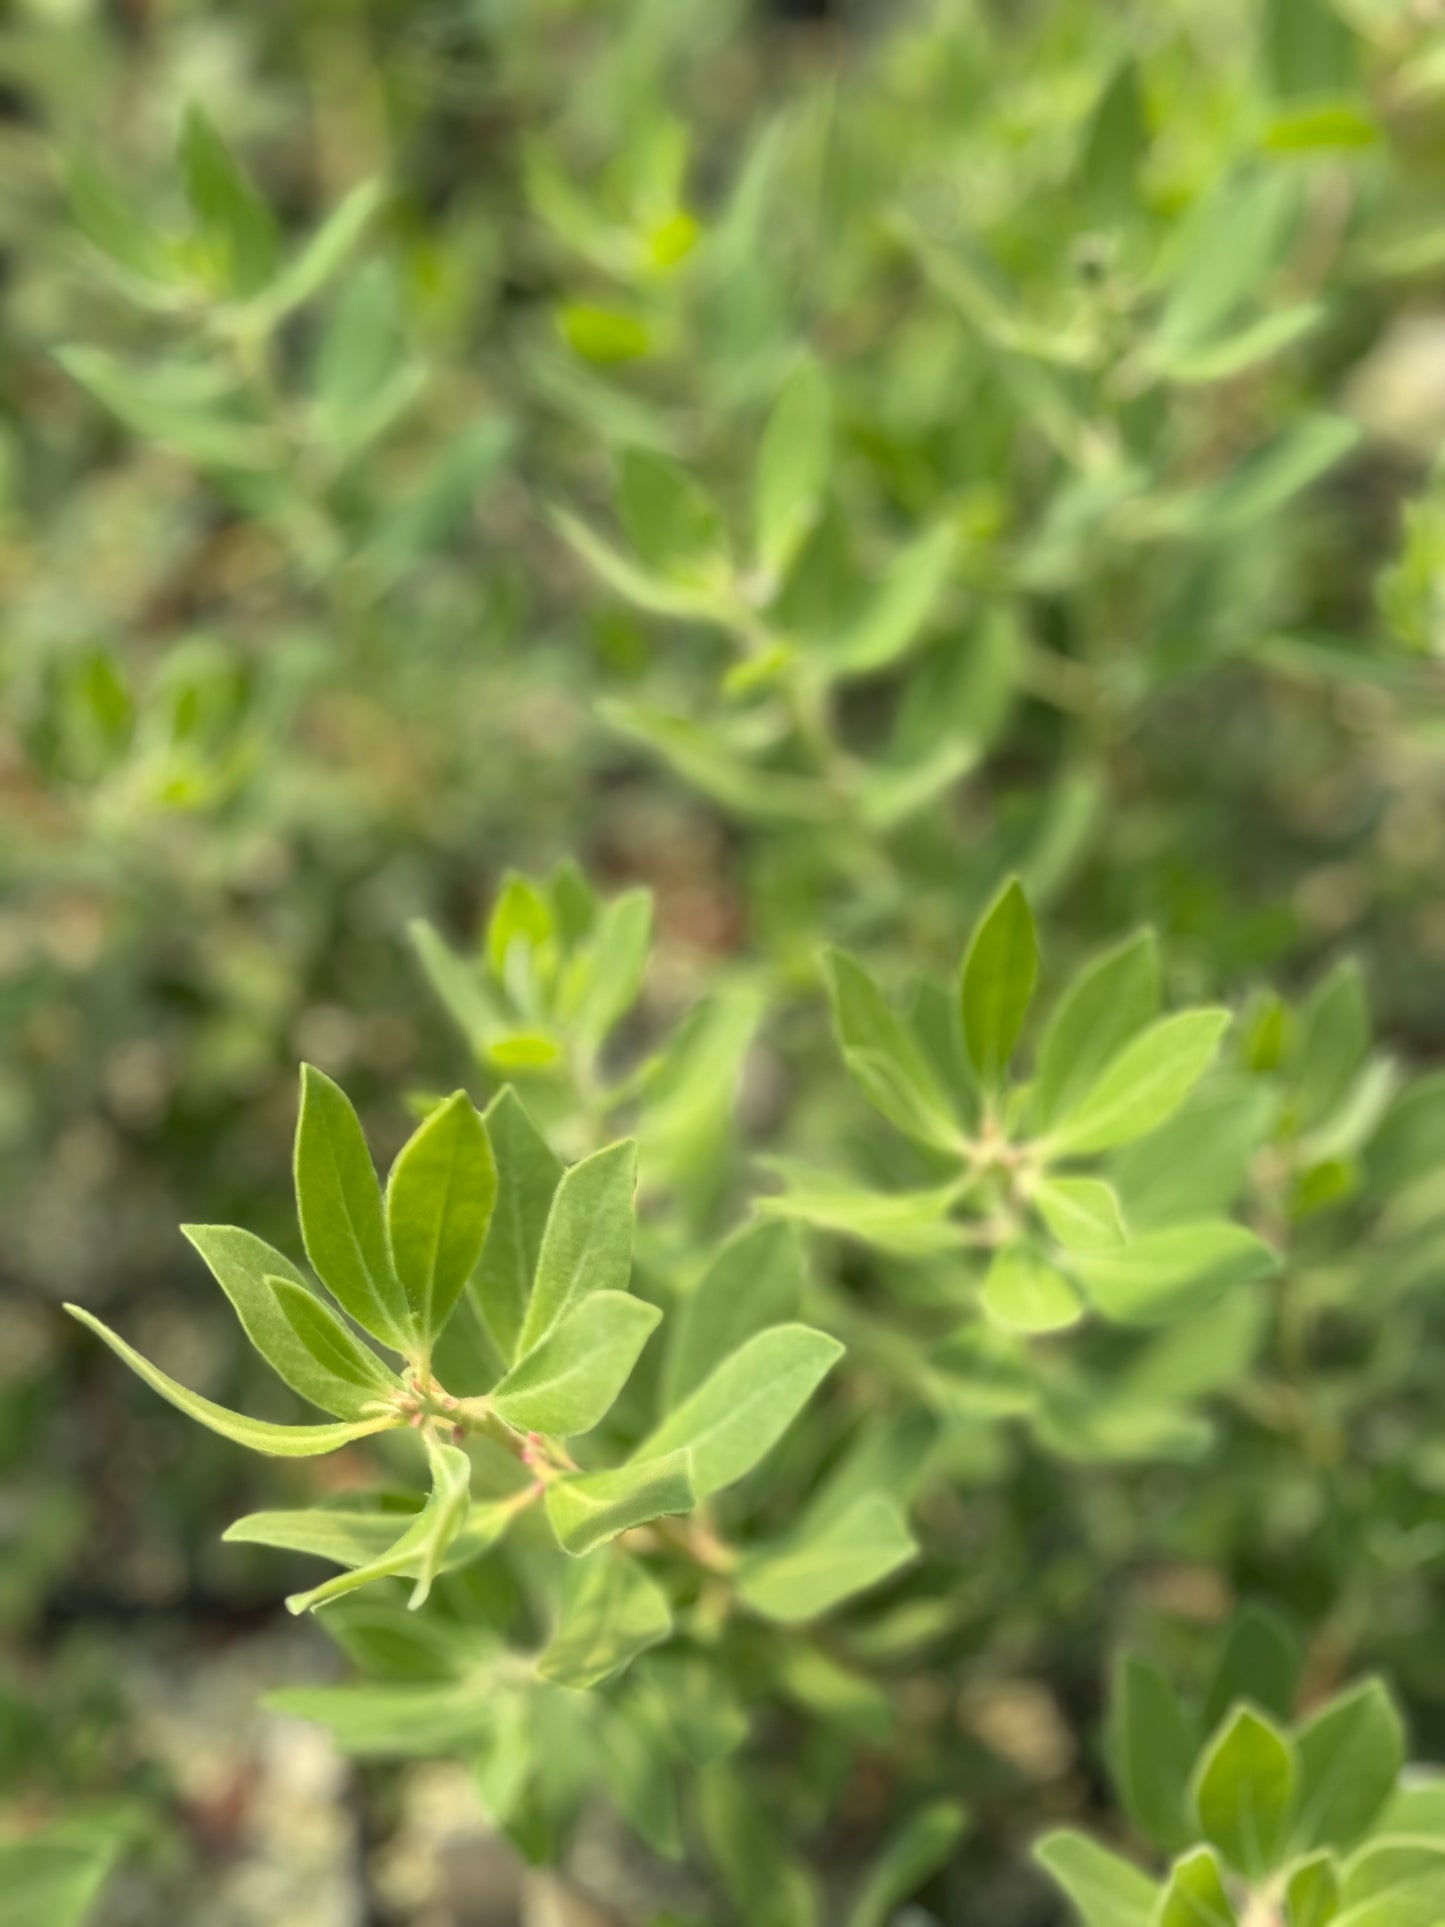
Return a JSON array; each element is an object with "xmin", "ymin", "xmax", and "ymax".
[{"xmin": 4, "ymin": 0, "xmax": 1445, "ymax": 1921}]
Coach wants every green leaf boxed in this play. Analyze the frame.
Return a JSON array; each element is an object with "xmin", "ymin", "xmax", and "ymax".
[
  {"xmin": 759, "ymin": 1167, "xmax": 968, "ymax": 1258},
  {"xmin": 1205, "ymin": 1606, "xmax": 1302, "ymax": 1730},
  {"xmin": 250, "ymin": 178, "xmax": 384, "ymax": 326},
  {"xmin": 1109, "ymin": 1654, "xmax": 1198, "ymax": 1856},
  {"xmin": 490, "ymin": 1291, "xmax": 661, "ymax": 1436},
  {"xmin": 961, "ymin": 878, "xmax": 1037, "ymax": 1088},
  {"xmin": 1196, "ymin": 417, "xmax": 1360, "ymax": 533},
  {"xmin": 570, "ymin": 888, "xmax": 652, "ymax": 1053},
  {"xmin": 1034, "ymin": 1831, "xmax": 1157, "ymax": 1927},
  {"xmin": 846, "ymin": 1801, "xmax": 969, "ymax": 1927},
  {"xmin": 1036, "ymin": 931, "xmax": 1161, "ymax": 1127},
  {"xmin": 618, "ymin": 448, "xmax": 726, "ymax": 582},
  {"xmin": 1193, "ymin": 1706, "xmax": 1298, "ymax": 1880},
  {"xmin": 385, "ymin": 1092, "xmax": 497, "ymax": 1345},
  {"xmin": 755, "ymin": 356, "xmax": 831, "ymax": 581},
  {"xmin": 517, "ymin": 1138, "xmax": 637, "ymax": 1354},
  {"xmin": 1155, "ymin": 172, "xmax": 1298, "ymax": 357},
  {"xmin": 1080, "ymin": 60, "xmax": 1147, "ymax": 220},
  {"xmin": 179, "ymin": 106, "xmax": 277, "ymax": 295},
  {"xmin": 1296, "ymin": 959, "xmax": 1370, "ymax": 1128},
  {"xmin": 64, "ymin": 1305, "xmax": 394, "ymax": 1456},
  {"xmin": 826, "ymin": 523, "xmax": 954, "ymax": 679},
  {"xmin": 981, "ymin": 1247, "xmax": 1084, "ymax": 1334},
  {"xmin": 1076, "ymin": 1220, "xmax": 1280, "ymax": 1325},
  {"xmin": 638, "ymin": 1324, "xmax": 843, "ymax": 1496},
  {"xmin": 225, "ymin": 1506, "xmax": 410, "ymax": 1568},
  {"xmin": 67, "ymin": 155, "xmax": 171, "ymax": 285},
  {"xmin": 737, "ymin": 1493, "xmax": 916, "ymax": 1624},
  {"xmin": 554, "ymin": 512, "xmax": 720, "ymax": 620},
  {"xmin": 1335, "ymin": 1840, "xmax": 1445, "ymax": 1925},
  {"xmin": 1265, "ymin": 0, "xmax": 1359, "ymax": 100},
  {"xmin": 545, "ymin": 1451, "xmax": 695, "ymax": 1557},
  {"xmin": 1293, "ymin": 1680, "xmax": 1404, "ymax": 1854},
  {"xmin": 664, "ymin": 1219, "xmax": 805, "ymax": 1406},
  {"xmin": 536, "ymin": 1553, "xmax": 673, "ymax": 1688},
  {"xmin": 600, "ymin": 700, "xmax": 829, "ymax": 821},
  {"xmin": 1048, "ymin": 1011, "xmax": 1231, "ymax": 1155},
  {"xmin": 1287, "ymin": 1852, "xmax": 1341, "ymax": 1927},
  {"xmin": 486, "ymin": 871, "xmax": 553, "ymax": 979},
  {"xmin": 181, "ymin": 1224, "xmax": 397, "ymax": 1419},
  {"xmin": 266, "ymin": 1682, "xmax": 495, "ymax": 1757},
  {"xmin": 822, "ymin": 948, "xmax": 960, "ymax": 1151},
  {"xmin": 1156, "ymin": 1847, "xmax": 1238, "ymax": 1927},
  {"xmin": 295, "ymin": 1065, "xmax": 412, "ymax": 1352},
  {"xmin": 285, "ymin": 1438, "xmax": 473, "ymax": 1613},
  {"xmin": 1032, "ymin": 1177, "xmax": 1126, "ymax": 1253},
  {"xmin": 473, "ymin": 1088, "xmax": 563, "ymax": 1363},
  {"xmin": 0, "ymin": 1819, "xmax": 129, "ymax": 1927}
]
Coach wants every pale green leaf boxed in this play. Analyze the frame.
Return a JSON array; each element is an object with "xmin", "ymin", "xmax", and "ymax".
[
  {"xmin": 1076, "ymin": 1220, "xmax": 1279, "ymax": 1325},
  {"xmin": 517, "ymin": 1138, "xmax": 637, "ymax": 1354},
  {"xmin": 1034, "ymin": 1830, "xmax": 1156, "ymax": 1927},
  {"xmin": 1192, "ymin": 1706, "xmax": 1297, "ymax": 1880},
  {"xmin": 1109, "ymin": 1654, "xmax": 1198, "ymax": 1856},
  {"xmin": 1032, "ymin": 1176, "xmax": 1126, "ymax": 1254},
  {"xmin": 473, "ymin": 1087, "xmax": 562, "ymax": 1363},
  {"xmin": 1036, "ymin": 930, "xmax": 1161, "ymax": 1127},
  {"xmin": 490, "ymin": 1291, "xmax": 661, "ymax": 1436},
  {"xmin": 823, "ymin": 948, "xmax": 960, "ymax": 1151},
  {"xmin": 981, "ymin": 1247, "xmax": 1084, "ymax": 1334},
  {"xmin": 545, "ymin": 1451, "xmax": 695, "ymax": 1557},
  {"xmin": 1293, "ymin": 1680, "xmax": 1404, "ymax": 1854},
  {"xmin": 1287, "ymin": 1852, "xmax": 1342, "ymax": 1927},
  {"xmin": 1048, "ymin": 1011, "xmax": 1231, "ymax": 1155},
  {"xmin": 737, "ymin": 1494, "xmax": 916, "ymax": 1624},
  {"xmin": 1156, "ymin": 1847, "xmax": 1238, "ymax": 1927},
  {"xmin": 961, "ymin": 877, "xmax": 1037, "ymax": 1088},
  {"xmin": 536, "ymin": 1553, "xmax": 673, "ymax": 1689},
  {"xmin": 284, "ymin": 1438, "xmax": 473, "ymax": 1613},
  {"xmin": 755, "ymin": 356, "xmax": 831, "ymax": 581},
  {"xmin": 638, "ymin": 1323, "xmax": 843, "ymax": 1496},
  {"xmin": 64, "ymin": 1305, "xmax": 395, "ymax": 1457}
]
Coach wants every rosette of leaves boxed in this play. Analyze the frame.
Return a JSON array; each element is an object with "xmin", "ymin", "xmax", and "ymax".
[
  {"xmin": 765, "ymin": 878, "xmax": 1285, "ymax": 1462},
  {"xmin": 1039, "ymin": 1609, "xmax": 1445, "ymax": 1927}
]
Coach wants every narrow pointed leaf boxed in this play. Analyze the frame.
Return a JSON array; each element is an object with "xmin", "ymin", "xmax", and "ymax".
[
  {"xmin": 755, "ymin": 356, "xmax": 831, "ymax": 580},
  {"xmin": 285, "ymin": 1439, "xmax": 473, "ymax": 1613},
  {"xmin": 182, "ymin": 1223, "xmax": 397, "ymax": 1419},
  {"xmin": 961, "ymin": 878, "xmax": 1037, "ymax": 1087},
  {"xmin": 1110, "ymin": 1653, "xmax": 1198, "ymax": 1856},
  {"xmin": 823, "ymin": 948, "xmax": 960, "ymax": 1150},
  {"xmin": 473, "ymin": 1087, "xmax": 563, "ymax": 1362},
  {"xmin": 1034, "ymin": 1831, "xmax": 1156, "ymax": 1927},
  {"xmin": 65, "ymin": 1305, "xmax": 395, "ymax": 1456},
  {"xmin": 1036, "ymin": 930, "xmax": 1161, "ymax": 1127},
  {"xmin": 517, "ymin": 1138, "xmax": 637, "ymax": 1354},
  {"xmin": 295, "ymin": 1065, "xmax": 411, "ymax": 1351},
  {"xmin": 386, "ymin": 1091, "xmax": 497, "ymax": 1343},
  {"xmin": 1049, "ymin": 1011, "xmax": 1231, "ymax": 1155}
]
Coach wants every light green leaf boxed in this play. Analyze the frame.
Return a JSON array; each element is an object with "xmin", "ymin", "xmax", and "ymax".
[
  {"xmin": 600, "ymin": 700, "xmax": 829, "ymax": 821},
  {"xmin": 961, "ymin": 877, "xmax": 1037, "ymax": 1088},
  {"xmin": 822, "ymin": 948, "xmax": 960, "ymax": 1151},
  {"xmin": 473, "ymin": 1087, "xmax": 562, "ymax": 1362},
  {"xmin": 1048, "ymin": 1011, "xmax": 1231, "ymax": 1156},
  {"xmin": 545, "ymin": 1451, "xmax": 695, "ymax": 1557},
  {"xmin": 1156, "ymin": 1847, "xmax": 1238, "ymax": 1927},
  {"xmin": 266, "ymin": 1682, "xmax": 495, "ymax": 1756},
  {"xmin": 570, "ymin": 888, "xmax": 652, "ymax": 1053},
  {"xmin": 638, "ymin": 1324, "xmax": 843, "ymax": 1496},
  {"xmin": 1296, "ymin": 959, "xmax": 1370, "ymax": 1129},
  {"xmin": 1193, "ymin": 1706, "xmax": 1298, "ymax": 1880},
  {"xmin": 1080, "ymin": 59, "xmax": 1147, "ymax": 219},
  {"xmin": 386, "ymin": 1091, "xmax": 497, "ymax": 1344},
  {"xmin": 225, "ymin": 1498, "xmax": 513, "ymax": 1577},
  {"xmin": 1205, "ymin": 1606, "xmax": 1302, "ymax": 1730},
  {"xmin": 285, "ymin": 1438, "xmax": 473, "ymax": 1613},
  {"xmin": 1076, "ymin": 1220, "xmax": 1279, "ymax": 1325},
  {"xmin": 490, "ymin": 1291, "xmax": 661, "ymax": 1436},
  {"xmin": 1036, "ymin": 930, "xmax": 1161, "ymax": 1127},
  {"xmin": 554, "ymin": 511, "xmax": 720, "ymax": 620},
  {"xmin": 1196, "ymin": 417, "xmax": 1360, "ymax": 533},
  {"xmin": 759, "ymin": 1166, "xmax": 967, "ymax": 1258},
  {"xmin": 64, "ymin": 1305, "xmax": 394, "ymax": 1457},
  {"xmin": 981, "ymin": 1247, "xmax": 1084, "ymax": 1334},
  {"xmin": 846, "ymin": 1801, "xmax": 968, "ymax": 1927},
  {"xmin": 1159, "ymin": 303, "xmax": 1323, "ymax": 384},
  {"xmin": 250, "ymin": 179, "xmax": 384, "ymax": 326},
  {"xmin": 1155, "ymin": 172, "xmax": 1298, "ymax": 357},
  {"xmin": 737, "ymin": 1494, "xmax": 916, "ymax": 1624},
  {"xmin": 1293, "ymin": 1680, "xmax": 1404, "ymax": 1855},
  {"xmin": 1265, "ymin": 0, "xmax": 1359, "ymax": 99},
  {"xmin": 1109, "ymin": 1654, "xmax": 1198, "ymax": 1856},
  {"xmin": 517, "ymin": 1138, "xmax": 637, "ymax": 1354},
  {"xmin": 408, "ymin": 919, "xmax": 506, "ymax": 1057},
  {"xmin": 755, "ymin": 357, "xmax": 831, "ymax": 581},
  {"xmin": 618, "ymin": 448, "xmax": 726, "ymax": 582},
  {"xmin": 179, "ymin": 105, "xmax": 277, "ymax": 295},
  {"xmin": 1032, "ymin": 1177, "xmax": 1126, "ymax": 1253},
  {"xmin": 295, "ymin": 1064, "xmax": 412, "ymax": 1352},
  {"xmin": 1034, "ymin": 1831, "xmax": 1157, "ymax": 1927},
  {"xmin": 664, "ymin": 1219, "xmax": 805, "ymax": 1406},
  {"xmin": 826, "ymin": 523, "xmax": 954, "ymax": 678},
  {"xmin": 1287, "ymin": 1852, "xmax": 1341, "ymax": 1927},
  {"xmin": 536, "ymin": 1553, "xmax": 673, "ymax": 1689},
  {"xmin": 1336, "ymin": 1839, "xmax": 1445, "ymax": 1926},
  {"xmin": 181, "ymin": 1223, "xmax": 397, "ymax": 1419},
  {"xmin": 0, "ymin": 1818, "xmax": 129, "ymax": 1927}
]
